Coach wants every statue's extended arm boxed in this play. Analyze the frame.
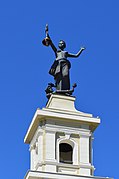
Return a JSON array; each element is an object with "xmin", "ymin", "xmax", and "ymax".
[
  {"xmin": 46, "ymin": 32, "xmax": 57, "ymax": 57},
  {"xmin": 67, "ymin": 47, "xmax": 85, "ymax": 58},
  {"xmin": 49, "ymin": 39, "xmax": 57, "ymax": 56}
]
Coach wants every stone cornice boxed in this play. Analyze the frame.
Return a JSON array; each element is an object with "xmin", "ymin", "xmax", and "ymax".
[
  {"xmin": 24, "ymin": 108, "xmax": 100, "ymax": 144},
  {"xmin": 25, "ymin": 170, "xmax": 113, "ymax": 179}
]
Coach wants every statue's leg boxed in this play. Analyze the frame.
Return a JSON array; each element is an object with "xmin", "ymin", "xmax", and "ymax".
[
  {"xmin": 55, "ymin": 62, "xmax": 70, "ymax": 91},
  {"xmin": 55, "ymin": 73, "xmax": 62, "ymax": 90},
  {"xmin": 61, "ymin": 63, "xmax": 70, "ymax": 90}
]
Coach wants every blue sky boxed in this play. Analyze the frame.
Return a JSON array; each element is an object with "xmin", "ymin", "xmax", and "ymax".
[{"xmin": 0, "ymin": 0, "xmax": 118, "ymax": 178}]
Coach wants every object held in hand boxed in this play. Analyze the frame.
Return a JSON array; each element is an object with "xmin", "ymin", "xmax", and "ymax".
[{"xmin": 42, "ymin": 24, "xmax": 51, "ymax": 46}]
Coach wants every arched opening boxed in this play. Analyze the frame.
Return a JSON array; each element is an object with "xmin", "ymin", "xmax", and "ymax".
[{"xmin": 59, "ymin": 143, "xmax": 73, "ymax": 164}]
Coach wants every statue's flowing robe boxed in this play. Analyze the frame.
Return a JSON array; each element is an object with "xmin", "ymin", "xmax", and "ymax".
[{"xmin": 49, "ymin": 58, "xmax": 71, "ymax": 90}]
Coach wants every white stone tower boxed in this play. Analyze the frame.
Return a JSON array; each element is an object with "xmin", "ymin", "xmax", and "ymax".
[{"xmin": 24, "ymin": 94, "xmax": 113, "ymax": 179}]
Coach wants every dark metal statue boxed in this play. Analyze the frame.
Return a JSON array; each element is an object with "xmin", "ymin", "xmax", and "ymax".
[{"xmin": 42, "ymin": 24, "xmax": 85, "ymax": 98}]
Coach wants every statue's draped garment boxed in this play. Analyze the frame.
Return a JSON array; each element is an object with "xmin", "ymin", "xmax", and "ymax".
[{"xmin": 49, "ymin": 50, "xmax": 71, "ymax": 90}]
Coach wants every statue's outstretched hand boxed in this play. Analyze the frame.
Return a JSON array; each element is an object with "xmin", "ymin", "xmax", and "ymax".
[{"xmin": 81, "ymin": 47, "xmax": 86, "ymax": 51}]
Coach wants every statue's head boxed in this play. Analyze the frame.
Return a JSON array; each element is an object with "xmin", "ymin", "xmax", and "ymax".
[{"xmin": 58, "ymin": 40, "xmax": 66, "ymax": 50}]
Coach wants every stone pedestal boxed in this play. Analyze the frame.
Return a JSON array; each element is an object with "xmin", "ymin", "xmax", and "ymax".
[{"xmin": 24, "ymin": 94, "xmax": 112, "ymax": 179}]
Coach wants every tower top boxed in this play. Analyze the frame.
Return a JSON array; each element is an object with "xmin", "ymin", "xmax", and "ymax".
[
  {"xmin": 24, "ymin": 94, "xmax": 100, "ymax": 144},
  {"xmin": 24, "ymin": 94, "xmax": 112, "ymax": 179}
]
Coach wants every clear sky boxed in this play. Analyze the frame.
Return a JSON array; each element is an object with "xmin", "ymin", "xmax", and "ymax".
[{"xmin": 0, "ymin": 0, "xmax": 118, "ymax": 178}]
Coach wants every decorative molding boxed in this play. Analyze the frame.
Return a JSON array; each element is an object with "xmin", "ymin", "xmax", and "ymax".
[
  {"xmin": 25, "ymin": 170, "xmax": 112, "ymax": 179},
  {"xmin": 44, "ymin": 124, "xmax": 91, "ymax": 136},
  {"xmin": 65, "ymin": 133, "xmax": 71, "ymax": 139}
]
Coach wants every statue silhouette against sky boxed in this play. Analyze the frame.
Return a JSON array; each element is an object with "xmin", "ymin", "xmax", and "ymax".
[{"xmin": 42, "ymin": 24, "xmax": 85, "ymax": 97}]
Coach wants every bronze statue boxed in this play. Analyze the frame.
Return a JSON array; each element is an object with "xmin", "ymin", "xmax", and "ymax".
[{"xmin": 42, "ymin": 24, "xmax": 85, "ymax": 97}]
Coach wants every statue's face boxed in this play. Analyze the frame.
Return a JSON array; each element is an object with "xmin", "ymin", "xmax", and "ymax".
[{"xmin": 58, "ymin": 40, "xmax": 66, "ymax": 50}]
